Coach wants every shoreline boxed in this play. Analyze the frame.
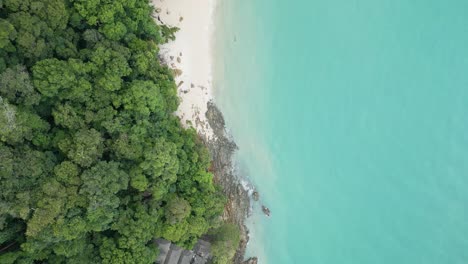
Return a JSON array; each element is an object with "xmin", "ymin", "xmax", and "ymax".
[
  {"xmin": 151, "ymin": 0, "xmax": 257, "ymax": 263},
  {"xmin": 205, "ymin": 102, "xmax": 256, "ymax": 264},
  {"xmin": 151, "ymin": 0, "xmax": 216, "ymax": 139}
]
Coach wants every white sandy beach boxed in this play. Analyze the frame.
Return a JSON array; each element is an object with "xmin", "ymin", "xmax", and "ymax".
[{"xmin": 151, "ymin": 0, "xmax": 216, "ymax": 139}]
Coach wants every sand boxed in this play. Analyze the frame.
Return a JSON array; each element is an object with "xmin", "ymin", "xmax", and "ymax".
[{"xmin": 151, "ymin": 0, "xmax": 216, "ymax": 139}]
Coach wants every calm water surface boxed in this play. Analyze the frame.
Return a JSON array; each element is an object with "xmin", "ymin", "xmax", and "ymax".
[{"xmin": 215, "ymin": 1, "xmax": 468, "ymax": 263}]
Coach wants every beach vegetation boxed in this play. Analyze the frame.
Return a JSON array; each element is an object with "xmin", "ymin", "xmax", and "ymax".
[{"xmin": 208, "ymin": 223, "xmax": 241, "ymax": 264}]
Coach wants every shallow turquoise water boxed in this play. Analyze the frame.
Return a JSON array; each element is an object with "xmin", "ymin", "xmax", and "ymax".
[{"xmin": 215, "ymin": 1, "xmax": 468, "ymax": 263}]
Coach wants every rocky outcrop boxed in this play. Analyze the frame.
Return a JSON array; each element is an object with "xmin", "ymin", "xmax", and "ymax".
[{"xmin": 203, "ymin": 101, "xmax": 254, "ymax": 264}]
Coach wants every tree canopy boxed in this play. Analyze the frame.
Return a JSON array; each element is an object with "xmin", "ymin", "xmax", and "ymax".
[
  {"xmin": 0, "ymin": 1, "xmax": 225, "ymax": 263},
  {"xmin": 209, "ymin": 224, "xmax": 241, "ymax": 264}
]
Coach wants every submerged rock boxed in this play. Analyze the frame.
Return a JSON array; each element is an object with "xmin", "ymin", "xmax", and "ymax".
[
  {"xmin": 252, "ymin": 191, "xmax": 259, "ymax": 201},
  {"xmin": 262, "ymin": 205, "xmax": 271, "ymax": 217}
]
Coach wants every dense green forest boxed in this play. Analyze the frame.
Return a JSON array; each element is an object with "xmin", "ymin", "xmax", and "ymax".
[{"xmin": 0, "ymin": 0, "xmax": 227, "ymax": 263}]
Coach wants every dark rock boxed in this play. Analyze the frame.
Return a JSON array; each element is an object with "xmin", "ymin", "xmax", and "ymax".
[
  {"xmin": 262, "ymin": 205, "xmax": 271, "ymax": 217},
  {"xmin": 252, "ymin": 191, "xmax": 259, "ymax": 201}
]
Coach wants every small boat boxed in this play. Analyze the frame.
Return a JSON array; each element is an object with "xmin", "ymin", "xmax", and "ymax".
[{"xmin": 262, "ymin": 205, "xmax": 271, "ymax": 217}]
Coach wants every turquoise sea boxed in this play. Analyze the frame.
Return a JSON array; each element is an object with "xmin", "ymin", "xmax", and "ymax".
[{"xmin": 214, "ymin": 0, "xmax": 468, "ymax": 263}]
